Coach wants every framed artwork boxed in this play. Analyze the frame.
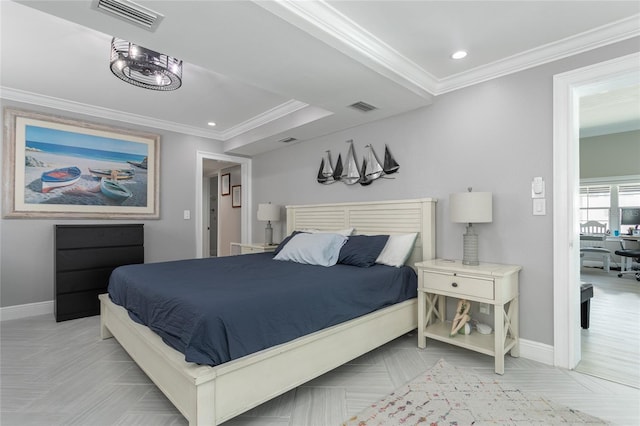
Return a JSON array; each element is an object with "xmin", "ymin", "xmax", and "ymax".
[
  {"xmin": 221, "ymin": 173, "xmax": 230, "ymax": 196},
  {"xmin": 2, "ymin": 108, "xmax": 160, "ymax": 219},
  {"xmin": 232, "ymin": 185, "xmax": 241, "ymax": 208}
]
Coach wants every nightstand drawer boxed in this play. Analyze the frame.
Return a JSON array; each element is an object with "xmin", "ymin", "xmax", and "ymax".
[
  {"xmin": 232, "ymin": 243, "xmax": 278, "ymax": 255},
  {"xmin": 240, "ymin": 246, "xmax": 265, "ymax": 254},
  {"xmin": 423, "ymin": 271, "xmax": 494, "ymax": 300}
]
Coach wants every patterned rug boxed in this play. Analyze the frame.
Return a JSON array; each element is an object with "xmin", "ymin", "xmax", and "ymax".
[{"xmin": 342, "ymin": 359, "xmax": 608, "ymax": 425}]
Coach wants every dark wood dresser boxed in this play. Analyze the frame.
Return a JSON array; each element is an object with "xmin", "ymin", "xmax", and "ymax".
[{"xmin": 54, "ymin": 224, "xmax": 144, "ymax": 322}]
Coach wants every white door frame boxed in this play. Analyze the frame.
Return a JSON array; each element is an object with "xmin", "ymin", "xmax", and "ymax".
[
  {"xmin": 195, "ymin": 151, "xmax": 252, "ymax": 258},
  {"xmin": 552, "ymin": 52, "xmax": 640, "ymax": 369}
]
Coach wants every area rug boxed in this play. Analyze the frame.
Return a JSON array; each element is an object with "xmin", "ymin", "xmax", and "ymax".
[{"xmin": 342, "ymin": 359, "xmax": 608, "ymax": 425}]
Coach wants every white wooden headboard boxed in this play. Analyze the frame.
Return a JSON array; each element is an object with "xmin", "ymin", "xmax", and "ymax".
[{"xmin": 286, "ymin": 198, "xmax": 437, "ymax": 266}]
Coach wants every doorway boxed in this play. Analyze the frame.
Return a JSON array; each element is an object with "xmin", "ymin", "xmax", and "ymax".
[
  {"xmin": 209, "ymin": 176, "xmax": 218, "ymax": 256},
  {"xmin": 552, "ymin": 52, "xmax": 640, "ymax": 371},
  {"xmin": 195, "ymin": 151, "xmax": 252, "ymax": 259}
]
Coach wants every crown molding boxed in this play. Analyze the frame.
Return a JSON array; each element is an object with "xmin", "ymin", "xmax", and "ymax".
[
  {"xmin": 260, "ymin": 1, "xmax": 639, "ymax": 97},
  {"xmin": 580, "ymin": 120, "xmax": 640, "ymax": 138},
  {"xmin": 435, "ymin": 14, "xmax": 640, "ymax": 95},
  {"xmin": 0, "ymin": 87, "xmax": 308, "ymax": 142},
  {"xmin": 218, "ymin": 99, "xmax": 309, "ymax": 140},
  {"xmin": 0, "ymin": 87, "xmax": 223, "ymax": 139},
  {"xmin": 255, "ymin": 0, "xmax": 437, "ymax": 100}
]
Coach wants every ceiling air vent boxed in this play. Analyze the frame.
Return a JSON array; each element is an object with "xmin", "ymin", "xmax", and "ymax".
[
  {"xmin": 92, "ymin": 0, "xmax": 164, "ymax": 31},
  {"xmin": 348, "ymin": 101, "xmax": 378, "ymax": 112},
  {"xmin": 278, "ymin": 137, "xmax": 298, "ymax": 144}
]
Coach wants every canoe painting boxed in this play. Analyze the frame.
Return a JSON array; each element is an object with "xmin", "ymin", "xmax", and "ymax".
[
  {"xmin": 127, "ymin": 157, "xmax": 148, "ymax": 170},
  {"xmin": 41, "ymin": 166, "xmax": 81, "ymax": 193},
  {"xmin": 100, "ymin": 179, "xmax": 133, "ymax": 202},
  {"xmin": 89, "ymin": 168, "xmax": 135, "ymax": 180}
]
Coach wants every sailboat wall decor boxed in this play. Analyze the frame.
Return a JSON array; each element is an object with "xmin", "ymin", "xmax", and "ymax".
[
  {"xmin": 341, "ymin": 140, "xmax": 361, "ymax": 185},
  {"xmin": 316, "ymin": 150, "xmax": 336, "ymax": 184},
  {"xmin": 383, "ymin": 145, "xmax": 400, "ymax": 174},
  {"xmin": 315, "ymin": 140, "xmax": 400, "ymax": 186},
  {"xmin": 363, "ymin": 144, "xmax": 384, "ymax": 181}
]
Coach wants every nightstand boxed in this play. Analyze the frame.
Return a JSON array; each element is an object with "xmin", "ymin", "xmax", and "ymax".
[
  {"xmin": 416, "ymin": 259, "xmax": 522, "ymax": 374},
  {"xmin": 230, "ymin": 242, "xmax": 278, "ymax": 255}
]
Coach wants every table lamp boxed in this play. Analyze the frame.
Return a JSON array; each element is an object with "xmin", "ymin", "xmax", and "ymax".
[
  {"xmin": 450, "ymin": 188, "xmax": 493, "ymax": 266},
  {"xmin": 257, "ymin": 203, "xmax": 280, "ymax": 245}
]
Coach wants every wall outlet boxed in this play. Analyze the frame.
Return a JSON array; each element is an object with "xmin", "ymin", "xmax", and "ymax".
[{"xmin": 479, "ymin": 303, "xmax": 490, "ymax": 315}]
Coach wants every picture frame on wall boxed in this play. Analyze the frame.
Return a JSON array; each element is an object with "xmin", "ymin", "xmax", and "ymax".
[
  {"xmin": 2, "ymin": 108, "xmax": 160, "ymax": 219},
  {"xmin": 221, "ymin": 173, "xmax": 230, "ymax": 196},
  {"xmin": 232, "ymin": 185, "xmax": 241, "ymax": 208}
]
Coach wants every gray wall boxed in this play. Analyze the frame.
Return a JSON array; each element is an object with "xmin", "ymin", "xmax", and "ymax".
[
  {"xmin": 1, "ymin": 37, "xmax": 638, "ymax": 347},
  {"xmin": 0, "ymin": 100, "xmax": 224, "ymax": 307},
  {"xmin": 580, "ymin": 130, "xmax": 640, "ymax": 179},
  {"xmin": 252, "ymin": 37, "xmax": 640, "ymax": 346}
]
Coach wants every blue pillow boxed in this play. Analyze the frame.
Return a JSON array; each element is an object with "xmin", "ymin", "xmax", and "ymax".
[
  {"xmin": 338, "ymin": 234, "xmax": 389, "ymax": 267},
  {"xmin": 274, "ymin": 232, "xmax": 347, "ymax": 267},
  {"xmin": 273, "ymin": 231, "xmax": 305, "ymax": 256}
]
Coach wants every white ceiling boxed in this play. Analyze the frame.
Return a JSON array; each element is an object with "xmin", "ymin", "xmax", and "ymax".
[{"xmin": 1, "ymin": 1, "xmax": 639, "ymax": 155}]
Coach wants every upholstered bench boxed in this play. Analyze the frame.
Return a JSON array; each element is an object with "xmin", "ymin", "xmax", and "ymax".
[{"xmin": 580, "ymin": 283, "xmax": 594, "ymax": 329}]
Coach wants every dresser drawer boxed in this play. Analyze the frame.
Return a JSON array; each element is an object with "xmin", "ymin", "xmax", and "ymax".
[{"xmin": 423, "ymin": 271, "xmax": 494, "ymax": 300}]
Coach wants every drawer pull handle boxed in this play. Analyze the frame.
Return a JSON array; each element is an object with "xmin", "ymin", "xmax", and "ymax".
[{"xmin": 451, "ymin": 282, "xmax": 458, "ymax": 287}]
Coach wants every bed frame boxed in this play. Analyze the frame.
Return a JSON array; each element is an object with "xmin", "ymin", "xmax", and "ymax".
[{"xmin": 99, "ymin": 198, "xmax": 436, "ymax": 425}]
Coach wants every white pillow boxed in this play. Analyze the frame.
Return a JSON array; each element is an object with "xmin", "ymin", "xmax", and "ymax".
[
  {"xmin": 274, "ymin": 232, "xmax": 347, "ymax": 267},
  {"xmin": 299, "ymin": 227, "xmax": 355, "ymax": 236},
  {"xmin": 375, "ymin": 233, "xmax": 418, "ymax": 267}
]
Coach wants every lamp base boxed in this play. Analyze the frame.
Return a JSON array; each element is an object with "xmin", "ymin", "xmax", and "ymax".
[
  {"xmin": 462, "ymin": 224, "xmax": 479, "ymax": 266},
  {"xmin": 265, "ymin": 222, "xmax": 273, "ymax": 246}
]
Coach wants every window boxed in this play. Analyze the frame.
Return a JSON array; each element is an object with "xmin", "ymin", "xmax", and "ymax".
[
  {"xmin": 619, "ymin": 183, "xmax": 640, "ymax": 208},
  {"xmin": 579, "ymin": 185, "xmax": 610, "ymax": 229},
  {"xmin": 579, "ymin": 181, "xmax": 640, "ymax": 233}
]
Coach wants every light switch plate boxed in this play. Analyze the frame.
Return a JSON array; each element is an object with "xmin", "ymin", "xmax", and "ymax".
[
  {"xmin": 533, "ymin": 199, "xmax": 546, "ymax": 215},
  {"xmin": 183, "ymin": 210, "xmax": 191, "ymax": 220}
]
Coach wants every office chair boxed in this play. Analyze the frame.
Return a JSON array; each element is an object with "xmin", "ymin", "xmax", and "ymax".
[{"xmin": 614, "ymin": 238, "xmax": 640, "ymax": 281}]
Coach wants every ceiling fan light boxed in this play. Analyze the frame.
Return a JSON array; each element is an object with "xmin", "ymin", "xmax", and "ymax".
[{"xmin": 110, "ymin": 37, "xmax": 182, "ymax": 91}]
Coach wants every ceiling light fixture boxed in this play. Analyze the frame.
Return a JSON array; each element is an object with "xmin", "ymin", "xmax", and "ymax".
[
  {"xmin": 207, "ymin": 122, "xmax": 217, "ymax": 127},
  {"xmin": 110, "ymin": 37, "xmax": 182, "ymax": 91},
  {"xmin": 451, "ymin": 50, "xmax": 468, "ymax": 60}
]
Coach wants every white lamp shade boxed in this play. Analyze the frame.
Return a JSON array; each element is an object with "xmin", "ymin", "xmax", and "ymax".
[
  {"xmin": 450, "ymin": 192, "xmax": 492, "ymax": 223},
  {"xmin": 257, "ymin": 203, "xmax": 280, "ymax": 222}
]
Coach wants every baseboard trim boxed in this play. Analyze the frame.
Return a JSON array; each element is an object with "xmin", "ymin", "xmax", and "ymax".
[
  {"xmin": 520, "ymin": 338, "xmax": 554, "ymax": 366},
  {"xmin": 0, "ymin": 300, "xmax": 54, "ymax": 321}
]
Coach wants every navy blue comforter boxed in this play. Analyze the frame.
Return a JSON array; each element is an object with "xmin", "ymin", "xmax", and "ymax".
[{"xmin": 108, "ymin": 253, "xmax": 417, "ymax": 366}]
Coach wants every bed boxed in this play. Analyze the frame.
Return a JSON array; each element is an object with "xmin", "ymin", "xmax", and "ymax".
[{"xmin": 99, "ymin": 198, "xmax": 436, "ymax": 425}]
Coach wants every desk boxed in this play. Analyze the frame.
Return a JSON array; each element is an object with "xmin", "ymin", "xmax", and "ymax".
[{"xmin": 580, "ymin": 234, "xmax": 606, "ymax": 241}]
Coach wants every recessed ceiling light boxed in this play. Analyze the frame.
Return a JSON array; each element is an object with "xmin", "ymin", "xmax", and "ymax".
[
  {"xmin": 207, "ymin": 122, "xmax": 216, "ymax": 127},
  {"xmin": 451, "ymin": 50, "xmax": 468, "ymax": 60}
]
